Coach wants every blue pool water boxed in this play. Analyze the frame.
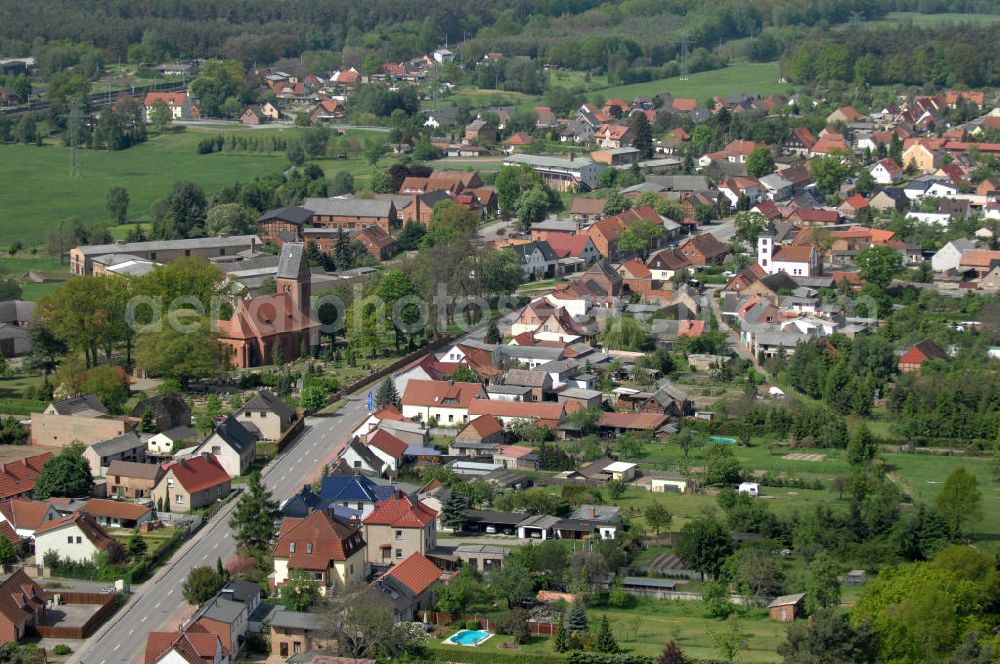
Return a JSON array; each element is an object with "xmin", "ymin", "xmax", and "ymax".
[
  {"xmin": 448, "ymin": 629, "xmax": 493, "ymax": 646},
  {"xmin": 709, "ymin": 436, "xmax": 737, "ymax": 444}
]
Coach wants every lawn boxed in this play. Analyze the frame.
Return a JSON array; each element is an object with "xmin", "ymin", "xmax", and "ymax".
[
  {"xmin": 883, "ymin": 451, "xmax": 1000, "ymax": 550},
  {"xmin": 0, "ymin": 127, "xmax": 383, "ymax": 249},
  {"xmin": 429, "ymin": 600, "xmax": 786, "ymax": 663},
  {"xmin": 111, "ymin": 526, "xmax": 181, "ymax": 558},
  {"xmin": 595, "ymin": 62, "xmax": 786, "ymax": 106}
]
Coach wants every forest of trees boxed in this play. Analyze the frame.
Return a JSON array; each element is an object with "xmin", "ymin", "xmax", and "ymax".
[{"xmin": 782, "ymin": 22, "xmax": 1000, "ymax": 88}]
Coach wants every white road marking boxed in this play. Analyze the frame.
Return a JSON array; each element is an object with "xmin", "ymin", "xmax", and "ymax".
[
  {"xmin": 141, "ymin": 616, "xmax": 147, "ymax": 623},
  {"xmin": 167, "ymin": 588, "xmax": 174, "ymax": 595},
  {"xmin": 201, "ymin": 554, "xmax": 208, "ymax": 560},
  {"xmin": 154, "ymin": 602, "xmax": 161, "ymax": 608},
  {"xmin": 114, "ymin": 645, "xmax": 120, "ymax": 651}
]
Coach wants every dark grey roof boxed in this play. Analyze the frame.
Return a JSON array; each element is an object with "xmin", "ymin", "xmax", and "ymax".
[
  {"xmin": 277, "ymin": 242, "xmax": 309, "ymax": 280},
  {"xmin": 212, "ymin": 416, "xmax": 256, "ymax": 453},
  {"xmin": 464, "ymin": 509, "xmax": 524, "ymax": 526},
  {"xmin": 258, "ymin": 206, "xmax": 313, "ymax": 225},
  {"xmin": 500, "ymin": 345, "xmax": 564, "ymax": 361},
  {"xmin": 270, "ymin": 609, "xmax": 324, "ymax": 630},
  {"xmin": 0, "ymin": 300, "xmax": 35, "ymax": 324},
  {"xmin": 222, "ymin": 579, "xmax": 261, "ymax": 605},
  {"xmin": 49, "ymin": 394, "xmax": 107, "ymax": 416},
  {"xmin": 130, "ymin": 393, "xmax": 191, "ymax": 421},
  {"xmin": 302, "ymin": 197, "xmax": 394, "ymax": 218},
  {"xmin": 241, "ymin": 389, "xmax": 295, "ymax": 421},
  {"xmin": 75, "ymin": 235, "xmax": 260, "ymax": 256},
  {"xmin": 89, "ymin": 432, "xmax": 149, "ymax": 456},
  {"xmin": 192, "ymin": 596, "xmax": 245, "ymax": 625},
  {"xmin": 345, "ymin": 437, "xmax": 384, "ymax": 471},
  {"xmin": 511, "ymin": 240, "xmax": 559, "ymax": 263}
]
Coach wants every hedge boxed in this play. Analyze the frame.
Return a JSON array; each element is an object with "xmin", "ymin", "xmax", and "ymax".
[{"xmin": 422, "ymin": 647, "xmax": 566, "ymax": 664}]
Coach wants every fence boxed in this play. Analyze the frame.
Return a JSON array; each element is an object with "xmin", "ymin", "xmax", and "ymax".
[
  {"xmin": 275, "ymin": 413, "xmax": 306, "ymax": 453},
  {"xmin": 326, "ymin": 334, "xmax": 454, "ymax": 403},
  {"xmin": 30, "ymin": 591, "xmax": 118, "ymax": 639}
]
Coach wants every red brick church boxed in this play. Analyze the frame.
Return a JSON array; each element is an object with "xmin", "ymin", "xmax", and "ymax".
[{"xmin": 216, "ymin": 243, "xmax": 319, "ymax": 368}]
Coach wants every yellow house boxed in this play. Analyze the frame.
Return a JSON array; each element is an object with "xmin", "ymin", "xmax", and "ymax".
[
  {"xmin": 272, "ymin": 510, "xmax": 367, "ymax": 594},
  {"xmin": 902, "ymin": 143, "xmax": 943, "ymax": 173}
]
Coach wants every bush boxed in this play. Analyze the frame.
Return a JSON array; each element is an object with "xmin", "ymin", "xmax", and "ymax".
[
  {"xmin": 464, "ymin": 619, "xmax": 481, "ymax": 630},
  {"xmin": 52, "ymin": 645, "xmax": 72, "ymax": 656}
]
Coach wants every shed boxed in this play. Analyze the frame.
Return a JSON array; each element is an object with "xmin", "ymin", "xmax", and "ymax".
[
  {"xmin": 846, "ymin": 569, "xmax": 867, "ymax": 586},
  {"xmin": 603, "ymin": 461, "xmax": 637, "ymax": 481},
  {"xmin": 621, "ymin": 576, "xmax": 680, "ymax": 598},
  {"xmin": 650, "ymin": 474, "xmax": 690, "ymax": 494},
  {"xmin": 768, "ymin": 593, "xmax": 805, "ymax": 622}
]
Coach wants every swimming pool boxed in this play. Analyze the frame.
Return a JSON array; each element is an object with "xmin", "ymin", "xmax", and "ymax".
[
  {"xmin": 445, "ymin": 629, "xmax": 494, "ymax": 646},
  {"xmin": 709, "ymin": 436, "xmax": 736, "ymax": 444}
]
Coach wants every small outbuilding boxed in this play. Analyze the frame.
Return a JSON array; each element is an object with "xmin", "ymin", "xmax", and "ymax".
[{"xmin": 769, "ymin": 593, "xmax": 805, "ymax": 622}]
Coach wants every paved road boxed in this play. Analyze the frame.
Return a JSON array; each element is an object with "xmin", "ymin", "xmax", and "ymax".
[{"xmin": 69, "ymin": 398, "xmax": 371, "ymax": 664}]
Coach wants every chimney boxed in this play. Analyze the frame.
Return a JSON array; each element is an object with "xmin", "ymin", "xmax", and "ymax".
[{"xmin": 588, "ymin": 506, "xmax": 596, "ymax": 519}]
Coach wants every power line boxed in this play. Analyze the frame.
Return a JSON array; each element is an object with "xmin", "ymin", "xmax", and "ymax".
[
  {"xmin": 678, "ymin": 35, "xmax": 693, "ymax": 82},
  {"xmin": 68, "ymin": 96, "xmax": 84, "ymax": 179}
]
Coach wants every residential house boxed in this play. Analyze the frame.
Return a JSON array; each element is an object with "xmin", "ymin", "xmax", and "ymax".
[
  {"xmin": 0, "ymin": 571, "xmax": 45, "ymax": 643},
  {"xmin": 314, "ymin": 474, "xmax": 396, "ymax": 519},
  {"xmin": 450, "ymin": 416, "xmax": 506, "ymax": 455},
  {"xmin": 455, "ymin": 544, "xmax": 509, "ymax": 571},
  {"xmin": 677, "ymin": 233, "xmax": 727, "ymax": 266},
  {"xmin": 510, "ymin": 241, "xmax": 560, "ymax": 280},
  {"xmin": 464, "ymin": 119, "xmax": 496, "ymax": 145},
  {"xmin": 194, "ymin": 416, "xmax": 257, "ymax": 478},
  {"xmin": 152, "ymin": 454, "xmax": 232, "ymax": 514},
  {"xmin": 0, "ymin": 499, "xmax": 60, "ymax": 538},
  {"xmin": 468, "ymin": 399, "xmax": 565, "ymax": 428},
  {"xmin": 400, "ymin": 379, "xmax": 486, "ymax": 425},
  {"xmin": 826, "ymin": 106, "xmax": 862, "ymax": 124},
  {"xmin": 240, "ymin": 106, "xmax": 266, "ymax": 126},
  {"xmin": 570, "ymin": 198, "xmax": 606, "ymax": 223},
  {"xmin": 236, "ymin": 390, "xmax": 296, "ymax": 441},
  {"xmin": 273, "ymin": 510, "xmax": 367, "ymax": 592},
  {"xmin": 366, "ymin": 552, "xmax": 442, "ymax": 622},
  {"xmin": 838, "ymin": 194, "xmax": 870, "ymax": 220},
  {"xmin": 493, "ymin": 445, "xmax": 538, "ymax": 471},
  {"xmin": 309, "ymin": 99, "xmax": 345, "ymax": 123},
  {"xmin": 106, "ymin": 460, "xmax": 164, "ymax": 499},
  {"xmin": 595, "ymin": 124, "xmax": 632, "ymax": 149},
  {"xmin": 784, "ymin": 127, "xmax": 817, "ymax": 155},
  {"xmin": 366, "ymin": 429, "xmax": 410, "ymax": 474},
  {"xmin": 902, "ymin": 142, "xmax": 943, "ymax": 173},
  {"xmin": 144, "ymin": 627, "xmax": 229, "ymax": 664},
  {"xmin": 142, "ymin": 92, "xmax": 199, "ymax": 123},
  {"xmin": 931, "ymin": 238, "xmax": 976, "ymax": 272},
  {"xmin": 362, "ymin": 495, "xmax": 437, "ymax": 567},
  {"xmin": 870, "ymin": 159, "xmax": 903, "ymax": 185},
  {"xmin": 337, "ymin": 438, "xmax": 387, "ymax": 476},
  {"xmin": 869, "ymin": 188, "xmax": 908, "ymax": 213},
  {"xmin": 130, "ymin": 393, "xmax": 191, "ymax": 433},
  {"xmin": 34, "ymin": 510, "xmax": 119, "ymax": 563},
  {"xmin": 959, "ymin": 250, "xmax": 1000, "ymax": 278},
  {"xmin": 898, "ymin": 339, "xmax": 948, "ymax": 373},
  {"xmin": 503, "ymin": 369, "xmax": 553, "ymax": 402},
  {"xmin": 189, "ymin": 595, "xmax": 248, "ymax": 659},
  {"xmin": 591, "ymin": 147, "xmax": 641, "ymax": 168},
  {"xmin": 0, "ymin": 453, "xmax": 52, "ymax": 501},
  {"xmin": 82, "ymin": 498, "xmax": 154, "ymax": 529},
  {"xmin": 269, "ymin": 611, "xmax": 335, "ymax": 659},
  {"xmin": 646, "ymin": 248, "xmax": 690, "ymax": 281},
  {"xmin": 351, "ymin": 405, "xmax": 409, "ymax": 442},
  {"xmin": 83, "ymin": 431, "xmax": 149, "ymax": 477}
]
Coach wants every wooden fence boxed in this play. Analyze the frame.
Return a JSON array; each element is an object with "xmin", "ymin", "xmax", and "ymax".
[
  {"xmin": 29, "ymin": 591, "xmax": 118, "ymax": 639},
  {"xmin": 275, "ymin": 413, "xmax": 306, "ymax": 453}
]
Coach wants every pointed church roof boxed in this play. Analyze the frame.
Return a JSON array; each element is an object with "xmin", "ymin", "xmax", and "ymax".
[{"xmin": 277, "ymin": 242, "xmax": 309, "ymax": 280}]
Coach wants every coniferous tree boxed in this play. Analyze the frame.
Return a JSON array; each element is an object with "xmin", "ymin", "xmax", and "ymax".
[
  {"xmin": 565, "ymin": 599, "xmax": 589, "ymax": 632},
  {"xmin": 374, "ymin": 377, "xmax": 400, "ymax": 409},
  {"xmin": 595, "ymin": 615, "xmax": 620, "ymax": 653},
  {"xmin": 440, "ymin": 492, "xmax": 469, "ymax": 531},
  {"xmin": 553, "ymin": 623, "xmax": 568, "ymax": 652},
  {"xmin": 229, "ymin": 472, "xmax": 280, "ymax": 554},
  {"xmin": 484, "ymin": 321, "xmax": 502, "ymax": 345}
]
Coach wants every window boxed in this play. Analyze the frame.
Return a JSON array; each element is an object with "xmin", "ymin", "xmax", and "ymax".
[
  {"xmin": 167, "ymin": 478, "xmax": 174, "ymax": 488},
  {"xmin": 353, "ymin": 461, "xmax": 361, "ymax": 469},
  {"xmin": 306, "ymin": 543, "xmax": 313, "ymax": 554},
  {"xmin": 76, "ymin": 536, "xmax": 82, "ymax": 544},
  {"xmin": 290, "ymin": 542, "xmax": 296, "ymax": 553},
  {"xmin": 395, "ymin": 548, "xmax": 403, "ymax": 559},
  {"xmin": 185, "ymin": 250, "xmax": 191, "ymax": 257},
  {"xmin": 394, "ymin": 530, "xmax": 403, "ymax": 540},
  {"xmin": 448, "ymin": 414, "xmax": 454, "ymax": 423},
  {"xmin": 150, "ymin": 252, "xmax": 157, "ymax": 260},
  {"xmin": 349, "ymin": 564, "xmax": 354, "ymax": 574},
  {"xmin": 212, "ymin": 446, "xmax": 221, "ymax": 455},
  {"xmin": 176, "ymin": 494, "xmax": 184, "ymax": 504},
  {"xmin": 67, "ymin": 536, "xmax": 73, "ymax": 544}
]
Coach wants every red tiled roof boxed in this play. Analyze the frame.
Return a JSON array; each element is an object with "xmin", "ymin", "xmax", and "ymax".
[
  {"xmin": 773, "ymin": 245, "xmax": 815, "ymax": 263},
  {"xmin": 620, "ymin": 259, "xmax": 652, "ymax": 279},
  {"xmin": 34, "ymin": 511, "xmax": 116, "ymax": 551},
  {"xmin": 811, "ymin": 138, "xmax": 851, "ymax": 154},
  {"xmin": 368, "ymin": 429, "xmax": 408, "ymax": 459},
  {"xmin": 570, "ymin": 198, "xmax": 606, "ymax": 215},
  {"xmin": 144, "ymin": 92, "xmax": 186, "ymax": 108},
  {"xmin": 82, "ymin": 498, "xmax": 152, "ymax": 522},
  {"xmin": 217, "ymin": 292, "xmax": 318, "ymax": 340},
  {"xmin": 382, "ymin": 552, "xmax": 442, "ymax": 595},
  {"xmin": 162, "ymin": 454, "xmax": 230, "ymax": 494},
  {"xmin": 0, "ymin": 521, "xmax": 25, "ymax": 548},
  {"xmin": 0, "ymin": 498, "xmax": 53, "ymax": 531},
  {"xmin": 363, "ymin": 494, "xmax": 437, "ymax": 528},
  {"xmin": 0, "ymin": 453, "xmax": 52, "ymax": 501},
  {"xmin": 960, "ymin": 250, "xmax": 1000, "ymax": 268},
  {"xmin": 677, "ymin": 320, "xmax": 705, "ymax": 338},
  {"xmin": 495, "ymin": 444, "xmax": 534, "ymax": 459},
  {"xmin": 791, "ymin": 209, "xmax": 839, "ymax": 224},
  {"xmin": 145, "ymin": 627, "xmax": 228, "ymax": 664},
  {"xmin": 468, "ymin": 400, "xmax": 565, "ymax": 421},
  {"xmin": 599, "ymin": 412, "xmax": 669, "ymax": 430},
  {"xmin": 0, "ymin": 570, "xmax": 44, "ymax": 630},
  {"xmin": 546, "ymin": 234, "xmax": 594, "ymax": 259},
  {"xmin": 274, "ymin": 510, "xmax": 366, "ymax": 566},
  {"xmin": 671, "ymin": 98, "xmax": 697, "ymax": 112},
  {"xmin": 457, "ymin": 415, "xmax": 504, "ymax": 440},
  {"xmin": 843, "ymin": 194, "xmax": 870, "ymax": 210},
  {"xmin": 401, "ymin": 379, "xmax": 484, "ymax": 409}
]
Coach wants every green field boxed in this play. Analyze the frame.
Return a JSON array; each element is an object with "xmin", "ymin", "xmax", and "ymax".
[
  {"xmin": 859, "ymin": 11, "xmax": 1000, "ymax": 28},
  {"xmin": 0, "ymin": 127, "xmax": 383, "ymax": 248},
  {"xmin": 428, "ymin": 600, "xmax": 786, "ymax": 663},
  {"xmin": 595, "ymin": 62, "xmax": 786, "ymax": 105}
]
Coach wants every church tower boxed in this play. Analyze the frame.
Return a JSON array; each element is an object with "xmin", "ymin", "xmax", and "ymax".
[
  {"xmin": 757, "ymin": 231, "xmax": 775, "ymax": 274},
  {"xmin": 275, "ymin": 242, "xmax": 311, "ymax": 317}
]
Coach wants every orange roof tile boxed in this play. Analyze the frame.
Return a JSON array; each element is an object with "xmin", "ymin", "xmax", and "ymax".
[
  {"xmin": 162, "ymin": 454, "xmax": 230, "ymax": 494},
  {"xmin": 382, "ymin": 552, "xmax": 442, "ymax": 595},
  {"xmin": 363, "ymin": 494, "xmax": 437, "ymax": 528},
  {"xmin": 274, "ymin": 510, "xmax": 366, "ymax": 566}
]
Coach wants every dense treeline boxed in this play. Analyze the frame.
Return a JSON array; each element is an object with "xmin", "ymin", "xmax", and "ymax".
[{"xmin": 783, "ymin": 23, "xmax": 1000, "ymax": 87}]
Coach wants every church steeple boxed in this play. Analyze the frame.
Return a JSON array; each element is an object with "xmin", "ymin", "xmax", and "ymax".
[{"xmin": 275, "ymin": 242, "xmax": 310, "ymax": 317}]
